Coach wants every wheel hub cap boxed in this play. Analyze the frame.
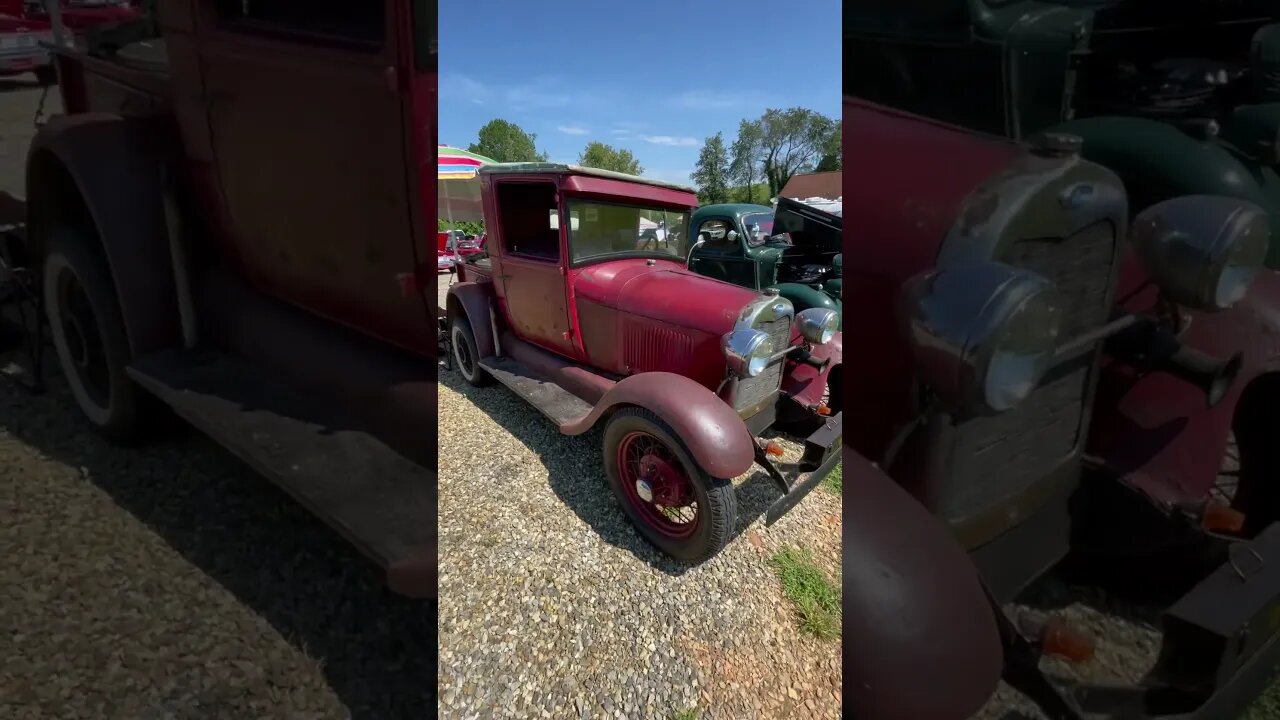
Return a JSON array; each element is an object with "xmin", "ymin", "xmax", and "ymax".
[{"xmin": 635, "ymin": 478, "xmax": 653, "ymax": 502}]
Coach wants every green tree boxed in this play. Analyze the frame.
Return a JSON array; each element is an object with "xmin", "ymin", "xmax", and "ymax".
[
  {"xmin": 578, "ymin": 141, "xmax": 643, "ymax": 175},
  {"xmin": 756, "ymin": 108, "xmax": 836, "ymax": 197},
  {"xmin": 730, "ymin": 120, "xmax": 763, "ymax": 204},
  {"xmin": 468, "ymin": 119, "xmax": 548, "ymax": 162},
  {"xmin": 815, "ymin": 120, "xmax": 842, "ymax": 172},
  {"xmin": 691, "ymin": 132, "xmax": 731, "ymax": 204}
]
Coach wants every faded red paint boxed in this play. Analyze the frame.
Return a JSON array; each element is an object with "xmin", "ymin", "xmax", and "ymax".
[{"xmin": 843, "ymin": 96, "xmax": 1019, "ymax": 459}]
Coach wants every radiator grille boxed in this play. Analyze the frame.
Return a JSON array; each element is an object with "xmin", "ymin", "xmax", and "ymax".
[
  {"xmin": 735, "ymin": 314, "xmax": 790, "ymax": 415},
  {"xmin": 941, "ymin": 222, "xmax": 1116, "ymax": 523}
]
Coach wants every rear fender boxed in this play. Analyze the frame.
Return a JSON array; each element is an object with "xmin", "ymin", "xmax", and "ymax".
[
  {"xmin": 843, "ymin": 449, "xmax": 1003, "ymax": 720},
  {"xmin": 561, "ymin": 372, "xmax": 755, "ymax": 479},
  {"xmin": 445, "ymin": 281, "xmax": 495, "ymax": 358},
  {"xmin": 26, "ymin": 113, "xmax": 179, "ymax": 356}
]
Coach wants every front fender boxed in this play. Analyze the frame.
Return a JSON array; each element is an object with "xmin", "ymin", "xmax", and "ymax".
[
  {"xmin": 844, "ymin": 449, "xmax": 1003, "ymax": 720},
  {"xmin": 782, "ymin": 332, "xmax": 842, "ymax": 408},
  {"xmin": 445, "ymin": 281, "xmax": 495, "ymax": 359},
  {"xmin": 1050, "ymin": 115, "xmax": 1280, "ymax": 266},
  {"xmin": 772, "ymin": 282, "xmax": 841, "ymax": 327},
  {"xmin": 561, "ymin": 372, "xmax": 755, "ymax": 479},
  {"xmin": 1088, "ymin": 270, "xmax": 1280, "ymax": 508}
]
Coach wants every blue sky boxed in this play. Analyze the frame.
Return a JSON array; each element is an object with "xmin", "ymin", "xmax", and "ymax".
[{"xmin": 439, "ymin": 0, "xmax": 841, "ymax": 186}]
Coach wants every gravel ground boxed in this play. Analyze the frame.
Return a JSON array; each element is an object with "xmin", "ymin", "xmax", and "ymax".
[
  {"xmin": 436, "ymin": 362, "xmax": 843, "ymax": 719},
  {"xmin": 0, "ymin": 80, "xmax": 433, "ymax": 720}
]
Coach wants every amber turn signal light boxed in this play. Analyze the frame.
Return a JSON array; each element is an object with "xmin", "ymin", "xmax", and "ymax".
[
  {"xmin": 1202, "ymin": 503, "xmax": 1246, "ymax": 534},
  {"xmin": 765, "ymin": 441, "xmax": 785, "ymax": 458},
  {"xmin": 816, "ymin": 402, "xmax": 831, "ymax": 416},
  {"xmin": 1040, "ymin": 618, "xmax": 1094, "ymax": 664}
]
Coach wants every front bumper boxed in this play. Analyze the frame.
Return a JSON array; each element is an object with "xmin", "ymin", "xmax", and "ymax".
[
  {"xmin": 762, "ymin": 411, "xmax": 842, "ymax": 525},
  {"xmin": 1005, "ymin": 522, "xmax": 1280, "ymax": 719}
]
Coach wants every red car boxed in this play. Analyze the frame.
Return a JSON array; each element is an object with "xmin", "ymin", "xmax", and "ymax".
[{"xmin": 0, "ymin": 10, "xmax": 52, "ymax": 82}]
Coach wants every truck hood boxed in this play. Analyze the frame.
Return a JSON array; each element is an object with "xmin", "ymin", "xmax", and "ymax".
[
  {"xmin": 575, "ymin": 259, "xmax": 760, "ymax": 336},
  {"xmin": 772, "ymin": 196, "xmax": 842, "ymax": 253}
]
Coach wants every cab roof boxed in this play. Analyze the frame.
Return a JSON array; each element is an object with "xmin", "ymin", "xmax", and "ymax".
[{"xmin": 479, "ymin": 162, "xmax": 696, "ymax": 194}]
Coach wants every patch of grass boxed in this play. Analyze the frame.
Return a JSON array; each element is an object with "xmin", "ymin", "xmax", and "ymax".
[
  {"xmin": 1243, "ymin": 676, "xmax": 1280, "ymax": 719},
  {"xmin": 770, "ymin": 546, "xmax": 841, "ymax": 640},
  {"xmin": 821, "ymin": 462, "xmax": 841, "ymax": 494},
  {"xmin": 671, "ymin": 708, "xmax": 700, "ymax": 720}
]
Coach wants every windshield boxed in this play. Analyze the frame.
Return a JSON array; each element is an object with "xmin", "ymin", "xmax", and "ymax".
[
  {"xmin": 742, "ymin": 212, "xmax": 776, "ymax": 247},
  {"xmin": 567, "ymin": 200, "xmax": 690, "ymax": 263}
]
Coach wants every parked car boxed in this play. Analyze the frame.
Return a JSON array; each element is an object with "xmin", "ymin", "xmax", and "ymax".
[
  {"xmin": 689, "ymin": 198, "xmax": 841, "ymax": 328},
  {"xmin": 0, "ymin": 8, "xmax": 52, "ymax": 83},
  {"xmin": 4, "ymin": 0, "xmax": 438, "ymax": 598},
  {"xmin": 443, "ymin": 163, "xmax": 842, "ymax": 561},
  {"xmin": 847, "ymin": 0, "xmax": 1280, "ymax": 265},
  {"xmin": 844, "ymin": 96, "xmax": 1280, "ymax": 720}
]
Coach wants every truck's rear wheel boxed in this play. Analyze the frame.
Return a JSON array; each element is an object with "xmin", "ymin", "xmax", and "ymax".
[
  {"xmin": 450, "ymin": 314, "xmax": 491, "ymax": 387},
  {"xmin": 603, "ymin": 407, "xmax": 736, "ymax": 562},
  {"xmin": 43, "ymin": 227, "xmax": 147, "ymax": 441}
]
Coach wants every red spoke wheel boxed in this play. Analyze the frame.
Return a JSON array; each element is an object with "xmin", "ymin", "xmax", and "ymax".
[{"xmin": 603, "ymin": 407, "xmax": 736, "ymax": 562}]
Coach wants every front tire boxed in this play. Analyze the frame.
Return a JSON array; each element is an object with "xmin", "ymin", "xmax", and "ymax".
[
  {"xmin": 43, "ymin": 226, "xmax": 147, "ymax": 442},
  {"xmin": 450, "ymin": 314, "xmax": 491, "ymax": 387},
  {"xmin": 603, "ymin": 407, "xmax": 737, "ymax": 562}
]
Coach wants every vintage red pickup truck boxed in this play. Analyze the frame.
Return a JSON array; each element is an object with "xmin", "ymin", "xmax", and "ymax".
[
  {"xmin": 843, "ymin": 95, "xmax": 1280, "ymax": 720},
  {"xmin": 444, "ymin": 164, "xmax": 842, "ymax": 561},
  {"xmin": 0, "ymin": 0, "xmax": 437, "ymax": 597}
]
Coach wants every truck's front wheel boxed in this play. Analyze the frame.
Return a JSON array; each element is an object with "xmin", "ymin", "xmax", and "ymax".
[
  {"xmin": 43, "ymin": 227, "xmax": 147, "ymax": 442},
  {"xmin": 603, "ymin": 407, "xmax": 737, "ymax": 562}
]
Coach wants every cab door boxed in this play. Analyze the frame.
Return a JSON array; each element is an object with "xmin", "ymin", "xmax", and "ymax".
[
  {"xmin": 486, "ymin": 179, "xmax": 575, "ymax": 357},
  {"xmin": 195, "ymin": 0, "xmax": 433, "ymax": 355},
  {"xmin": 691, "ymin": 215, "xmax": 758, "ymax": 289}
]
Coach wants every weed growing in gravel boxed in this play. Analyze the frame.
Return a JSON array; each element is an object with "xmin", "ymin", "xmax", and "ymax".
[
  {"xmin": 670, "ymin": 708, "xmax": 700, "ymax": 720},
  {"xmin": 770, "ymin": 546, "xmax": 841, "ymax": 640},
  {"xmin": 821, "ymin": 462, "xmax": 842, "ymax": 494}
]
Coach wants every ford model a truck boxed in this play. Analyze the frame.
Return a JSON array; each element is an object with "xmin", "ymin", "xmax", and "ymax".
[
  {"xmin": 844, "ymin": 97, "xmax": 1280, "ymax": 720},
  {"xmin": 4, "ymin": 0, "xmax": 438, "ymax": 597},
  {"xmin": 688, "ymin": 197, "xmax": 842, "ymax": 328},
  {"xmin": 444, "ymin": 164, "xmax": 842, "ymax": 562},
  {"xmin": 846, "ymin": 0, "xmax": 1280, "ymax": 267}
]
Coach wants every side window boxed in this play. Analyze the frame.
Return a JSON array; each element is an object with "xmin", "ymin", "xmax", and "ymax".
[
  {"xmin": 496, "ymin": 183, "xmax": 561, "ymax": 262},
  {"xmin": 214, "ymin": 0, "xmax": 385, "ymax": 49},
  {"xmin": 697, "ymin": 219, "xmax": 735, "ymax": 248}
]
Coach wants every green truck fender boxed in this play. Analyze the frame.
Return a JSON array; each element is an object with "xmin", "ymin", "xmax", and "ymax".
[
  {"xmin": 771, "ymin": 283, "xmax": 843, "ymax": 329},
  {"xmin": 1048, "ymin": 115, "xmax": 1280, "ymax": 267}
]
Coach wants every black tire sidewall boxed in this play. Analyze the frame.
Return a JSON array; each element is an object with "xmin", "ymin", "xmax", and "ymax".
[
  {"xmin": 450, "ymin": 315, "xmax": 489, "ymax": 386},
  {"xmin": 43, "ymin": 227, "xmax": 140, "ymax": 440},
  {"xmin": 602, "ymin": 407, "xmax": 735, "ymax": 562}
]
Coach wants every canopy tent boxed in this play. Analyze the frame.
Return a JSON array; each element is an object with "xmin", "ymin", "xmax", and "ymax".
[{"xmin": 438, "ymin": 145, "xmax": 495, "ymax": 223}]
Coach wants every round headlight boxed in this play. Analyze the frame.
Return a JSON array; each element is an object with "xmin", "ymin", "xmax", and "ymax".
[
  {"xmin": 797, "ymin": 308, "xmax": 839, "ymax": 344},
  {"xmin": 724, "ymin": 328, "xmax": 772, "ymax": 377},
  {"xmin": 1130, "ymin": 195, "xmax": 1270, "ymax": 311},
  {"xmin": 901, "ymin": 262, "xmax": 1062, "ymax": 415}
]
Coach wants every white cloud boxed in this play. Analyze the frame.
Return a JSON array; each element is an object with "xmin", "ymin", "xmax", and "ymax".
[
  {"xmin": 442, "ymin": 73, "xmax": 493, "ymax": 106},
  {"xmin": 557, "ymin": 125, "xmax": 589, "ymax": 135},
  {"xmin": 640, "ymin": 135, "xmax": 699, "ymax": 147}
]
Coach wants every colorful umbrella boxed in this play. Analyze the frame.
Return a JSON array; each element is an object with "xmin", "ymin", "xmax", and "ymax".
[
  {"xmin": 438, "ymin": 145, "xmax": 494, "ymax": 223},
  {"xmin": 438, "ymin": 145, "xmax": 495, "ymax": 180}
]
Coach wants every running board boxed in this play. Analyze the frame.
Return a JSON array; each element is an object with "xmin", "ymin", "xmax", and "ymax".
[
  {"xmin": 127, "ymin": 349, "xmax": 435, "ymax": 598},
  {"xmin": 478, "ymin": 355, "xmax": 592, "ymax": 427}
]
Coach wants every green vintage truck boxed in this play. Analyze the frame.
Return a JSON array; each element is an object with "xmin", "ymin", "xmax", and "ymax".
[
  {"xmin": 688, "ymin": 197, "xmax": 841, "ymax": 327},
  {"xmin": 847, "ymin": 0, "xmax": 1280, "ymax": 265}
]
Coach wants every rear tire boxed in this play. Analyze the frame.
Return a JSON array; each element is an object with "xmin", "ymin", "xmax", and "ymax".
[
  {"xmin": 450, "ymin": 314, "xmax": 491, "ymax": 387},
  {"xmin": 43, "ymin": 226, "xmax": 149, "ymax": 442},
  {"xmin": 603, "ymin": 407, "xmax": 736, "ymax": 562}
]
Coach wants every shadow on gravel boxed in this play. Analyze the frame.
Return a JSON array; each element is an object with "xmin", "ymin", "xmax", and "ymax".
[
  {"xmin": 439, "ymin": 361, "xmax": 786, "ymax": 575},
  {"xmin": 0, "ymin": 348, "xmax": 434, "ymax": 720}
]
